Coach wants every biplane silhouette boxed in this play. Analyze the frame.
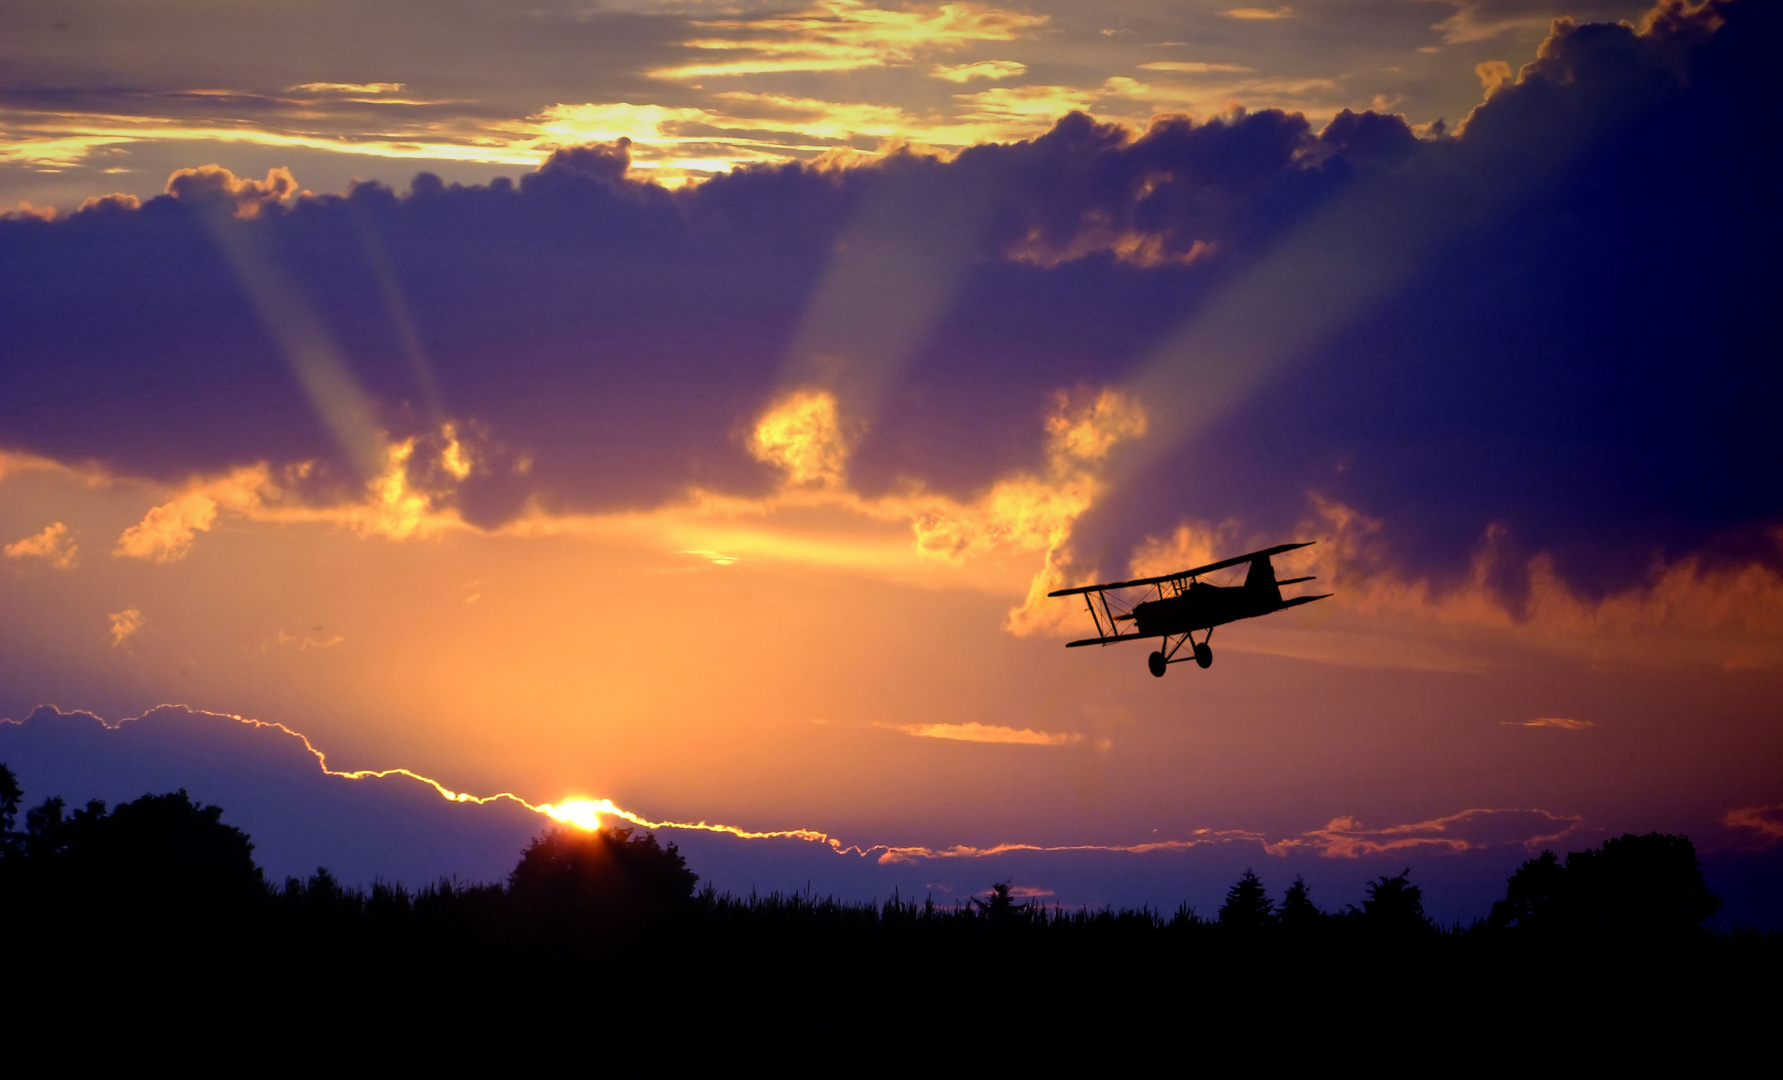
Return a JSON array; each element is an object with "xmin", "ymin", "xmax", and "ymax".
[{"xmin": 1049, "ymin": 542, "xmax": 1331, "ymax": 677}]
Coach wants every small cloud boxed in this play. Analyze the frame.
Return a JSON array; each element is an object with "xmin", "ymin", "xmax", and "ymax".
[
  {"xmin": 647, "ymin": 4, "xmax": 1047, "ymax": 80},
  {"xmin": 1723, "ymin": 804, "xmax": 1783, "ymax": 846},
  {"xmin": 1476, "ymin": 59, "xmax": 1514, "ymax": 96},
  {"xmin": 1722, "ymin": 650, "xmax": 1769, "ymax": 673},
  {"xmin": 1504, "ymin": 717, "xmax": 1594, "ymax": 730},
  {"xmin": 886, "ymin": 721, "xmax": 1087, "ymax": 747},
  {"xmin": 1430, "ymin": 3, "xmax": 1552, "ymax": 45},
  {"xmin": 1006, "ymin": 885, "xmax": 1054, "ymax": 898},
  {"xmin": 277, "ymin": 630, "xmax": 345, "ymax": 651},
  {"xmin": 116, "ymin": 492, "xmax": 219, "ymax": 562},
  {"xmin": 3, "ymin": 202, "xmax": 58, "ymax": 222},
  {"xmin": 164, "ymin": 165, "xmax": 300, "ymax": 220},
  {"xmin": 5, "ymin": 522, "xmax": 78, "ymax": 569},
  {"xmin": 931, "ymin": 60, "xmax": 1027, "ymax": 83},
  {"xmin": 114, "ymin": 466, "xmax": 270, "ymax": 563},
  {"xmin": 1009, "ymin": 226, "xmax": 1217, "ymax": 269},
  {"xmin": 77, "ymin": 192, "xmax": 139, "ymax": 215},
  {"xmin": 291, "ymin": 82, "xmax": 404, "ymax": 94},
  {"xmin": 1224, "ymin": 7, "xmax": 1293, "ymax": 19},
  {"xmin": 1275, "ymin": 808, "xmax": 1582, "ymax": 858},
  {"xmin": 681, "ymin": 549, "xmax": 742, "ymax": 566},
  {"xmin": 1138, "ymin": 61, "xmax": 1254, "ymax": 74},
  {"xmin": 749, "ymin": 389, "xmax": 850, "ymax": 488},
  {"xmin": 109, "ymin": 608, "xmax": 143, "ymax": 647},
  {"xmin": 954, "ymin": 84, "xmax": 1095, "ymax": 125},
  {"xmin": 439, "ymin": 423, "xmax": 473, "ymax": 480}
]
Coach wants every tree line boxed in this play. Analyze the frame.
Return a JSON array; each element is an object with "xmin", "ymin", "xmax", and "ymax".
[
  {"xmin": 0, "ymin": 762, "xmax": 1728, "ymax": 938},
  {"xmin": 1, "ymin": 760, "xmax": 1767, "ymax": 1042}
]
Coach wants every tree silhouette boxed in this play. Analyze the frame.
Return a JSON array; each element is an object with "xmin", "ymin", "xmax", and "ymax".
[
  {"xmin": 0, "ymin": 764, "xmax": 21, "ymax": 867},
  {"xmin": 22, "ymin": 794, "xmax": 107, "ymax": 860},
  {"xmin": 1488, "ymin": 834, "xmax": 1721, "ymax": 936},
  {"xmin": 1570, "ymin": 833, "xmax": 1719, "ymax": 934},
  {"xmin": 1490, "ymin": 850, "xmax": 1568, "ymax": 931},
  {"xmin": 0, "ymin": 763, "xmax": 19, "ymax": 832},
  {"xmin": 1219, "ymin": 869, "xmax": 1275, "ymax": 930},
  {"xmin": 970, "ymin": 881, "xmax": 1030, "ymax": 922},
  {"xmin": 1278, "ymin": 875, "xmax": 1326, "ymax": 931},
  {"xmin": 14, "ymin": 789, "xmax": 262, "ymax": 911},
  {"xmin": 1360, "ymin": 869, "xmax": 1430, "ymax": 934},
  {"xmin": 508, "ymin": 825, "xmax": 698, "ymax": 923}
]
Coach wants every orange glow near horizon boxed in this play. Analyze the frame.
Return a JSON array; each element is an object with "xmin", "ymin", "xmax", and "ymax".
[
  {"xmin": 4, "ymin": 423, "xmax": 1781, "ymax": 871},
  {"xmin": 3, "ymin": 380, "xmax": 1781, "ymax": 892},
  {"xmin": 137, "ymin": 703, "xmax": 1592, "ymax": 867}
]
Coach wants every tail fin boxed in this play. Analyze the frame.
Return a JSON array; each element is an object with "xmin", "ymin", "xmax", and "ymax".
[{"xmin": 1244, "ymin": 555, "xmax": 1281, "ymax": 604}]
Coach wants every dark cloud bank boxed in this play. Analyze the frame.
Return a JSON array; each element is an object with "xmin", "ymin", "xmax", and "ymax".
[{"xmin": 2, "ymin": 0, "xmax": 1778, "ymax": 591}]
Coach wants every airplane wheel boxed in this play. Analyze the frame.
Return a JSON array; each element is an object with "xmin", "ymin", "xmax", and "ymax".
[
  {"xmin": 1148, "ymin": 651, "xmax": 1167, "ymax": 678},
  {"xmin": 1194, "ymin": 643, "xmax": 1213, "ymax": 669}
]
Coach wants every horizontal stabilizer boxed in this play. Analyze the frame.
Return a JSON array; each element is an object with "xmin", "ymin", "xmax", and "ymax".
[
  {"xmin": 1277, "ymin": 593, "xmax": 1332, "ymax": 610},
  {"xmin": 1049, "ymin": 541, "xmax": 1316, "ymax": 597},
  {"xmin": 1276, "ymin": 575, "xmax": 1316, "ymax": 586},
  {"xmin": 1065, "ymin": 632, "xmax": 1152, "ymax": 648}
]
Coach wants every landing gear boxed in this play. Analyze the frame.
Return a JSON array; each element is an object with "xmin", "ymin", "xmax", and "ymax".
[{"xmin": 1146, "ymin": 629, "xmax": 1214, "ymax": 676}]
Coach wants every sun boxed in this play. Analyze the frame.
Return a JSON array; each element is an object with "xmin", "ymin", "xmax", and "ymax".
[{"xmin": 543, "ymin": 798, "xmax": 614, "ymax": 831}]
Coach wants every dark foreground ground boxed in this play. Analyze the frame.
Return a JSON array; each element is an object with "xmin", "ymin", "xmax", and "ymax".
[{"xmin": 13, "ymin": 883, "xmax": 1779, "ymax": 1062}]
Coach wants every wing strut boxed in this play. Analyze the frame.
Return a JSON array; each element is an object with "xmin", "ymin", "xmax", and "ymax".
[{"xmin": 1073, "ymin": 584, "xmax": 1129, "ymax": 646}]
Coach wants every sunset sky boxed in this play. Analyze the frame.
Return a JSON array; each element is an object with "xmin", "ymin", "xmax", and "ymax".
[{"xmin": 3, "ymin": 0, "xmax": 1780, "ymax": 923}]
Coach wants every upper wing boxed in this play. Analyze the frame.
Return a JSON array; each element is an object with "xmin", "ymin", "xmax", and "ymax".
[{"xmin": 1046, "ymin": 541, "xmax": 1316, "ymax": 597}]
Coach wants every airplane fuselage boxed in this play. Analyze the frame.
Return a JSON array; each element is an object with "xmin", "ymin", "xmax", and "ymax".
[{"xmin": 1130, "ymin": 580, "xmax": 1279, "ymax": 637}]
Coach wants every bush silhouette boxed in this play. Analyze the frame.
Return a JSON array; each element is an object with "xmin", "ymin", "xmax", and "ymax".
[{"xmin": 508, "ymin": 825, "xmax": 698, "ymax": 923}]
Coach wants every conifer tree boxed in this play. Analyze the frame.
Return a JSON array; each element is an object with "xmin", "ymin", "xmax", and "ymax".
[
  {"xmin": 1360, "ymin": 868, "xmax": 1431, "ymax": 934},
  {"xmin": 1218, "ymin": 869, "xmax": 1275, "ymax": 930},
  {"xmin": 1278, "ymin": 875, "xmax": 1325, "ymax": 930}
]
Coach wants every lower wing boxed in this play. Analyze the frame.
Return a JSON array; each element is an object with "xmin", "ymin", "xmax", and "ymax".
[{"xmin": 1065, "ymin": 632, "xmax": 1153, "ymax": 648}]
